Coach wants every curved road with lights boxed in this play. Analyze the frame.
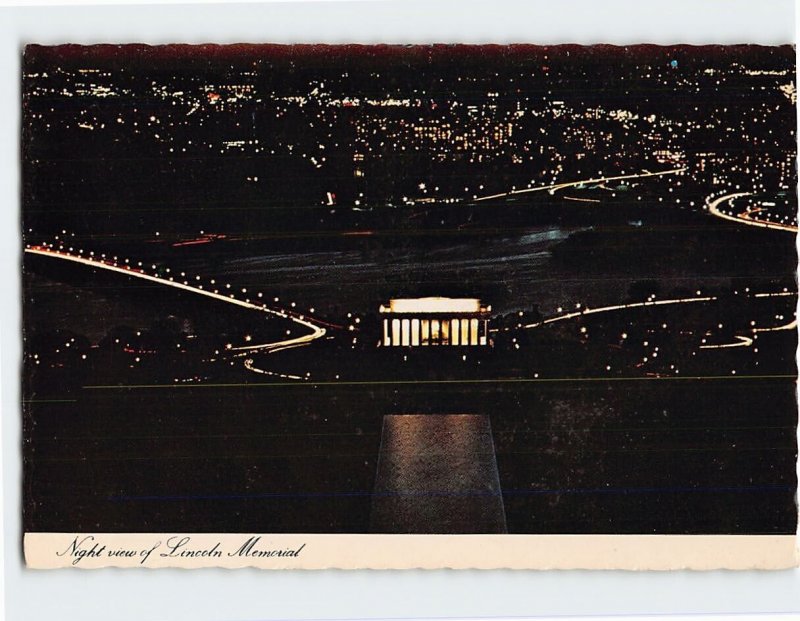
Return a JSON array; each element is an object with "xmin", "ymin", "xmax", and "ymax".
[
  {"xmin": 473, "ymin": 166, "xmax": 687, "ymax": 203},
  {"xmin": 523, "ymin": 290, "xmax": 796, "ymax": 353},
  {"xmin": 24, "ymin": 246, "xmax": 328, "ymax": 358},
  {"xmin": 706, "ymin": 192, "xmax": 799, "ymax": 233}
]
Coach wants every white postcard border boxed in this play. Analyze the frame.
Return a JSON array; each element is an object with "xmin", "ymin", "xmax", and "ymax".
[{"xmin": 24, "ymin": 533, "xmax": 799, "ymax": 570}]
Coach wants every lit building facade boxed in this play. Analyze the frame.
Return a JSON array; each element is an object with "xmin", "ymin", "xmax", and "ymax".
[{"xmin": 379, "ymin": 297, "xmax": 491, "ymax": 347}]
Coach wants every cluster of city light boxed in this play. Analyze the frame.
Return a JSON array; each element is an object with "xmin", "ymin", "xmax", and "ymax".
[
  {"xmin": 22, "ymin": 57, "xmax": 794, "ymax": 210},
  {"xmin": 27, "ymin": 335, "xmax": 90, "ymax": 369}
]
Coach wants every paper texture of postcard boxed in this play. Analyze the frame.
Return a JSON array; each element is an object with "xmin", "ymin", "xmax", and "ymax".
[{"xmin": 21, "ymin": 43, "xmax": 798, "ymax": 570}]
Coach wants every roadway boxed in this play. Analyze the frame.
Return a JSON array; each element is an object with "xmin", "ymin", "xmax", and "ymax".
[
  {"xmin": 705, "ymin": 192, "xmax": 799, "ymax": 233},
  {"xmin": 473, "ymin": 166, "xmax": 686, "ymax": 203},
  {"xmin": 522, "ymin": 290, "xmax": 796, "ymax": 354},
  {"xmin": 24, "ymin": 246, "xmax": 327, "ymax": 359}
]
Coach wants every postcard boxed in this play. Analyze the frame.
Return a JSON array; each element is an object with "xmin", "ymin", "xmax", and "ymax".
[{"xmin": 20, "ymin": 43, "xmax": 797, "ymax": 569}]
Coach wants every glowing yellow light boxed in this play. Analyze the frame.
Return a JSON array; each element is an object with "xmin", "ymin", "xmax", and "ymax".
[{"xmin": 386, "ymin": 297, "xmax": 481, "ymax": 314}]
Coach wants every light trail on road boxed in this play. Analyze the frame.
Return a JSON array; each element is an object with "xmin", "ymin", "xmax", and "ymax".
[
  {"xmin": 706, "ymin": 192, "xmax": 799, "ymax": 233},
  {"xmin": 563, "ymin": 195, "xmax": 602, "ymax": 204},
  {"xmin": 523, "ymin": 295, "xmax": 717, "ymax": 329},
  {"xmin": 699, "ymin": 335, "xmax": 754, "ymax": 350},
  {"xmin": 754, "ymin": 318, "xmax": 798, "ymax": 333},
  {"xmin": 754, "ymin": 292, "xmax": 796, "ymax": 298},
  {"xmin": 473, "ymin": 166, "xmax": 686, "ymax": 203},
  {"xmin": 695, "ymin": 316, "xmax": 795, "ymax": 351},
  {"xmin": 243, "ymin": 357, "xmax": 304, "ymax": 381},
  {"xmin": 524, "ymin": 291, "xmax": 797, "ymax": 331},
  {"xmin": 24, "ymin": 246, "xmax": 327, "ymax": 354},
  {"xmin": 524, "ymin": 288, "xmax": 795, "ymax": 361}
]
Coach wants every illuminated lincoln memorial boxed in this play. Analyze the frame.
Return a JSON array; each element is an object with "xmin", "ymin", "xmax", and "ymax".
[{"xmin": 379, "ymin": 297, "xmax": 492, "ymax": 347}]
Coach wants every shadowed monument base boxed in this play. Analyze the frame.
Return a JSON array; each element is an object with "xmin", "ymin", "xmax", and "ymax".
[{"xmin": 370, "ymin": 414, "xmax": 507, "ymax": 533}]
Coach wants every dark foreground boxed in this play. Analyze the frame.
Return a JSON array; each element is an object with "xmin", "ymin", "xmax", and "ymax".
[{"xmin": 25, "ymin": 373, "xmax": 797, "ymax": 534}]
